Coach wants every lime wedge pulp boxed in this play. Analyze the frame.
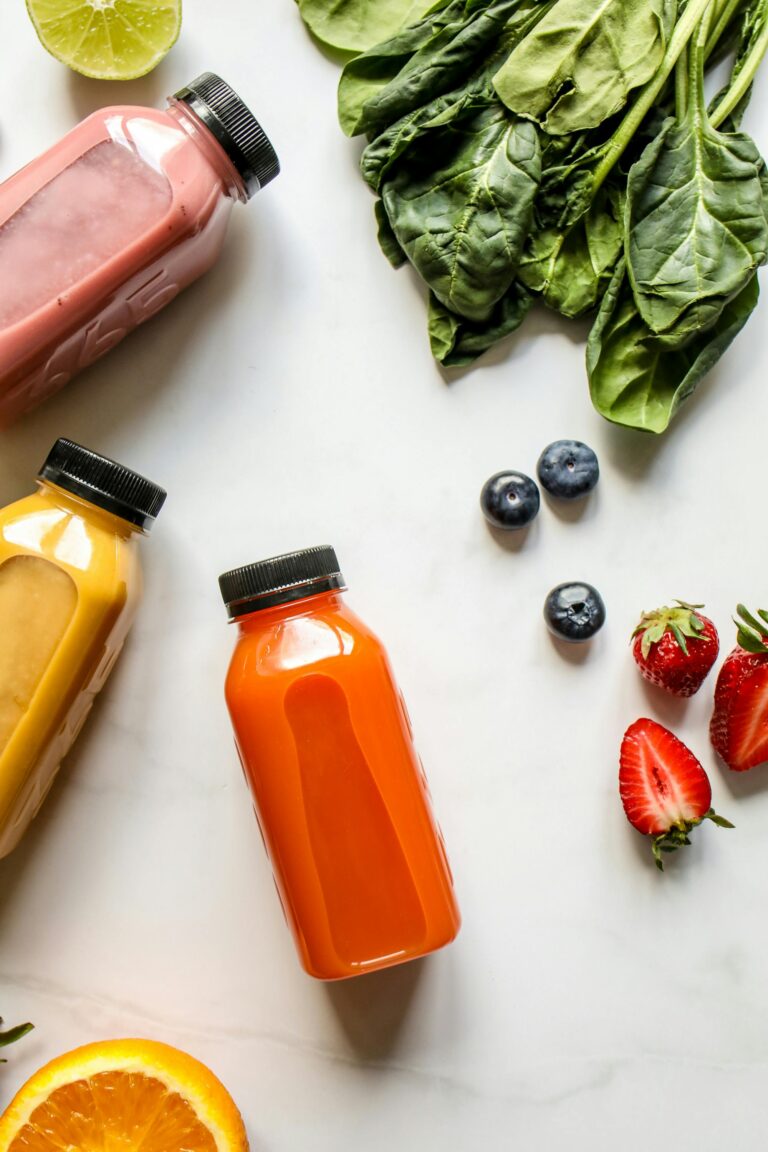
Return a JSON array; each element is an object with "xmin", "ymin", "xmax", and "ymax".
[{"xmin": 26, "ymin": 0, "xmax": 182, "ymax": 80}]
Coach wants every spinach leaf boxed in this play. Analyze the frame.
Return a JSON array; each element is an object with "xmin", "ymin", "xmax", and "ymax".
[
  {"xmin": 382, "ymin": 106, "xmax": 540, "ymax": 321},
  {"xmin": 534, "ymin": 137, "xmax": 614, "ymax": 229},
  {"xmin": 361, "ymin": 97, "xmax": 464, "ymax": 194},
  {"xmin": 337, "ymin": 0, "xmax": 467, "ymax": 136},
  {"xmin": 338, "ymin": 0, "xmax": 527, "ymax": 139},
  {"xmin": 530, "ymin": 125, "xmax": 618, "ymax": 232},
  {"xmin": 625, "ymin": 31, "xmax": 768, "ymax": 341},
  {"xmin": 375, "ymin": 200, "xmax": 407, "ymax": 267},
  {"xmin": 493, "ymin": 0, "xmax": 674, "ymax": 135},
  {"xmin": 429, "ymin": 281, "xmax": 532, "ymax": 364},
  {"xmin": 296, "ymin": 0, "xmax": 439, "ymax": 54},
  {"xmin": 359, "ymin": 28, "xmax": 521, "ymax": 192},
  {"xmin": 520, "ymin": 187, "xmax": 624, "ymax": 316},
  {"xmin": 339, "ymin": 0, "xmax": 550, "ymax": 139},
  {"xmin": 587, "ymin": 260, "xmax": 760, "ymax": 432}
]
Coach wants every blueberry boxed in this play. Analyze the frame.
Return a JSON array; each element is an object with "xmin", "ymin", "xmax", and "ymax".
[
  {"xmin": 481, "ymin": 471, "xmax": 540, "ymax": 531},
  {"xmin": 537, "ymin": 440, "xmax": 599, "ymax": 500},
  {"xmin": 544, "ymin": 582, "xmax": 606, "ymax": 643}
]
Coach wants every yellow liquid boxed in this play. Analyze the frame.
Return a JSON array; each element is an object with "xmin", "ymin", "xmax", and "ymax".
[
  {"xmin": 0, "ymin": 482, "xmax": 142, "ymax": 858},
  {"xmin": 0, "ymin": 556, "xmax": 77, "ymax": 755}
]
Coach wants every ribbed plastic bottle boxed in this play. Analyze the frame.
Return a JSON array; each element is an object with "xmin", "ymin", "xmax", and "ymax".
[
  {"xmin": 0, "ymin": 439, "xmax": 166, "ymax": 857},
  {"xmin": 0, "ymin": 73, "xmax": 279, "ymax": 423},
  {"xmin": 220, "ymin": 546, "xmax": 461, "ymax": 979}
]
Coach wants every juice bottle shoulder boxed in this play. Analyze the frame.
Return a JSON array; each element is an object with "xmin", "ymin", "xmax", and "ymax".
[
  {"xmin": 0, "ymin": 487, "xmax": 142, "ymax": 603},
  {"xmin": 225, "ymin": 594, "xmax": 385, "ymax": 690},
  {"xmin": 1, "ymin": 104, "xmax": 235, "ymax": 227}
]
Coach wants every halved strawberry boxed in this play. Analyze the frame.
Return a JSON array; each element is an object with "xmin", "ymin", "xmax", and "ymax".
[
  {"xmin": 631, "ymin": 601, "xmax": 719, "ymax": 697},
  {"xmin": 710, "ymin": 648, "xmax": 767, "ymax": 760},
  {"xmin": 710, "ymin": 605, "xmax": 768, "ymax": 771},
  {"xmin": 620, "ymin": 718, "xmax": 733, "ymax": 870},
  {"xmin": 725, "ymin": 667, "xmax": 768, "ymax": 771}
]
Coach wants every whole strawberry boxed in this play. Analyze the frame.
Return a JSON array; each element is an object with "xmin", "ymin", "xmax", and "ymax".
[
  {"xmin": 632, "ymin": 601, "xmax": 719, "ymax": 697},
  {"xmin": 710, "ymin": 605, "xmax": 768, "ymax": 771},
  {"xmin": 620, "ymin": 718, "xmax": 733, "ymax": 870}
]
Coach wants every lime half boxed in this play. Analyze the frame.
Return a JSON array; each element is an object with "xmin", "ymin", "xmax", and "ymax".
[{"xmin": 26, "ymin": 0, "xmax": 182, "ymax": 80}]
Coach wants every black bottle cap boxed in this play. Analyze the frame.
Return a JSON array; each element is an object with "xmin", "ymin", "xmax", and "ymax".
[
  {"xmin": 174, "ymin": 72, "xmax": 280, "ymax": 198},
  {"xmin": 39, "ymin": 439, "xmax": 167, "ymax": 531},
  {"xmin": 219, "ymin": 546, "xmax": 345, "ymax": 619}
]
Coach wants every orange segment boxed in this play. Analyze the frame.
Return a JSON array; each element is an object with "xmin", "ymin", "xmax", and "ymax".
[
  {"xmin": 0, "ymin": 1040, "xmax": 248, "ymax": 1152},
  {"xmin": 12, "ymin": 1072, "xmax": 218, "ymax": 1151}
]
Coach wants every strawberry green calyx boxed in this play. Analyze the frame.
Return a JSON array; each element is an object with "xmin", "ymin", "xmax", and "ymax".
[
  {"xmin": 651, "ymin": 809, "xmax": 735, "ymax": 871},
  {"xmin": 632, "ymin": 601, "xmax": 709, "ymax": 661},
  {"xmin": 0, "ymin": 1018, "xmax": 33, "ymax": 1062},
  {"xmin": 734, "ymin": 605, "xmax": 768, "ymax": 655}
]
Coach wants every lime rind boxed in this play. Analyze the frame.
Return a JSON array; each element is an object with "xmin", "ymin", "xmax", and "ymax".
[{"xmin": 26, "ymin": 0, "xmax": 182, "ymax": 80}]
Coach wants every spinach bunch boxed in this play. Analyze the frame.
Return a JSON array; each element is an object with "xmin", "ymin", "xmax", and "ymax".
[
  {"xmin": 589, "ymin": 0, "xmax": 768, "ymax": 430},
  {"xmin": 296, "ymin": 0, "xmax": 768, "ymax": 432}
]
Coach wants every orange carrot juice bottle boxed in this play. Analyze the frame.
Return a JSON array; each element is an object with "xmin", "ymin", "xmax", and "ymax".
[
  {"xmin": 219, "ymin": 546, "xmax": 460, "ymax": 979},
  {"xmin": 0, "ymin": 72, "xmax": 279, "ymax": 424}
]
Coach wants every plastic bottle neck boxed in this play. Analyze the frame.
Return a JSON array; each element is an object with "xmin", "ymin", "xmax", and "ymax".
[
  {"xmin": 37, "ymin": 481, "xmax": 145, "ymax": 538},
  {"xmin": 166, "ymin": 100, "xmax": 248, "ymax": 203},
  {"xmin": 235, "ymin": 589, "xmax": 346, "ymax": 631}
]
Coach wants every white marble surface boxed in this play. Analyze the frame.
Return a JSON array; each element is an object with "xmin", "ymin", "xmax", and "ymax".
[{"xmin": 1, "ymin": 3, "xmax": 768, "ymax": 1148}]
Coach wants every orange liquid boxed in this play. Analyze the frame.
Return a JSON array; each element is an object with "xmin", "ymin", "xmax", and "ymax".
[{"xmin": 225, "ymin": 591, "xmax": 460, "ymax": 979}]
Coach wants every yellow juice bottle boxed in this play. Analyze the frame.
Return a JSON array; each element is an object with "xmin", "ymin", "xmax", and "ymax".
[{"xmin": 0, "ymin": 438, "xmax": 166, "ymax": 858}]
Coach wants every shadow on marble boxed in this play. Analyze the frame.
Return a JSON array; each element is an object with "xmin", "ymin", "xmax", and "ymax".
[
  {"xmin": 66, "ymin": 66, "xmax": 174, "ymax": 124},
  {"xmin": 437, "ymin": 302, "xmax": 593, "ymax": 385},
  {"xmin": 622, "ymin": 815, "xmax": 709, "ymax": 878},
  {"xmin": 547, "ymin": 631, "xmax": 603, "ymax": 665},
  {"xmin": 484, "ymin": 517, "xmax": 540, "ymax": 554},
  {"xmin": 0, "ymin": 658, "xmax": 128, "ymax": 921},
  {"xmin": 325, "ymin": 955, "xmax": 425, "ymax": 1060},
  {"xmin": 710, "ymin": 754, "xmax": 768, "ymax": 800},
  {"xmin": 542, "ymin": 487, "xmax": 599, "ymax": 525},
  {"xmin": 623, "ymin": 819, "xmax": 662, "ymax": 872},
  {"xmin": 599, "ymin": 423, "xmax": 668, "ymax": 483},
  {"xmin": 294, "ymin": 25, "xmax": 355, "ymax": 70},
  {"xmin": 598, "ymin": 350, "xmax": 738, "ymax": 482},
  {"xmin": 637, "ymin": 680, "xmax": 690, "ymax": 728}
]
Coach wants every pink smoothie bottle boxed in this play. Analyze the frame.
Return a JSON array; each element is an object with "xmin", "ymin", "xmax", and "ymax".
[{"xmin": 0, "ymin": 73, "xmax": 279, "ymax": 424}]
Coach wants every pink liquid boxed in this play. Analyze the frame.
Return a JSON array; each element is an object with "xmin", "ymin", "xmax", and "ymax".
[
  {"xmin": 0, "ymin": 104, "xmax": 243, "ymax": 424},
  {"xmin": 0, "ymin": 142, "xmax": 171, "ymax": 329}
]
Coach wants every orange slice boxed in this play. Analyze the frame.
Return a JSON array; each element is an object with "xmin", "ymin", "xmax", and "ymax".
[{"xmin": 0, "ymin": 1038, "xmax": 248, "ymax": 1151}]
